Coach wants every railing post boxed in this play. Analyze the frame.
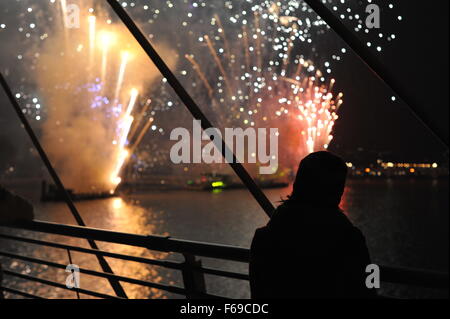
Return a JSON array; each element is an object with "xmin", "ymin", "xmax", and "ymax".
[{"xmin": 182, "ymin": 253, "xmax": 206, "ymax": 299}]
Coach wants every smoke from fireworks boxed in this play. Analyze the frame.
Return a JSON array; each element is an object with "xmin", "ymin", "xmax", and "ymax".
[
  {"xmin": 35, "ymin": 1, "xmax": 177, "ymax": 192},
  {"xmin": 1, "ymin": 0, "xmax": 403, "ymax": 186}
]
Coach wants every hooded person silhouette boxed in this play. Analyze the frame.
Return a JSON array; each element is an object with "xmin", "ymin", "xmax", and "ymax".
[{"xmin": 249, "ymin": 151, "xmax": 377, "ymax": 298}]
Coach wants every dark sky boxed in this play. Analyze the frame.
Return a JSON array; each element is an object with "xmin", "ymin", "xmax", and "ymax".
[
  {"xmin": 0, "ymin": 0, "xmax": 448, "ymax": 168},
  {"xmin": 329, "ymin": 0, "xmax": 449, "ymax": 162},
  {"xmin": 384, "ymin": 0, "xmax": 449, "ymax": 144}
]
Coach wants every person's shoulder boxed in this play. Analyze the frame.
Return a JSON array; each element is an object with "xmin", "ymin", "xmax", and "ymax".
[
  {"xmin": 341, "ymin": 219, "xmax": 368, "ymax": 247},
  {"xmin": 252, "ymin": 201, "xmax": 299, "ymax": 244},
  {"xmin": 253, "ymin": 225, "xmax": 271, "ymax": 240},
  {"xmin": 335, "ymin": 211, "xmax": 367, "ymax": 239},
  {"xmin": 266, "ymin": 201, "xmax": 294, "ymax": 225},
  {"xmin": 251, "ymin": 224, "xmax": 273, "ymax": 250},
  {"xmin": 351, "ymin": 226, "xmax": 368, "ymax": 245}
]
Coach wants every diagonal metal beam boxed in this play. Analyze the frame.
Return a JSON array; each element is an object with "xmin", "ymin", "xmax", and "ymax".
[
  {"xmin": 107, "ymin": 0, "xmax": 275, "ymax": 217},
  {"xmin": 303, "ymin": 0, "xmax": 448, "ymax": 148},
  {"xmin": 0, "ymin": 73, "xmax": 128, "ymax": 299}
]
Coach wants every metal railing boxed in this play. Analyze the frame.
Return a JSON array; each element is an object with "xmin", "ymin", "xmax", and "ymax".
[{"xmin": 0, "ymin": 220, "xmax": 448, "ymax": 299}]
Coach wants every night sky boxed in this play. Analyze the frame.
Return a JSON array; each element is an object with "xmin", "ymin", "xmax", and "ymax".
[
  {"xmin": 0, "ymin": 0, "xmax": 448, "ymax": 172},
  {"xmin": 329, "ymin": 0, "xmax": 449, "ymax": 162}
]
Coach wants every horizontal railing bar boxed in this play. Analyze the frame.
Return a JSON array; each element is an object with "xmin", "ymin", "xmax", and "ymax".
[
  {"xmin": 381, "ymin": 266, "xmax": 449, "ymax": 289},
  {"xmin": 1, "ymin": 232, "xmax": 250, "ymax": 282},
  {"xmin": 0, "ymin": 233, "xmax": 249, "ymax": 283},
  {"xmin": 3, "ymin": 270, "xmax": 121, "ymax": 299},
  {"xmin": 197, "ymin": 266, "xmax": 250, "ymax": 281},
  {"xmin": 0, "ymin": 233, "xmax": 184, "ymax": 271},
  {"xmin": 0, "ymin": 285, "xmax": 46, "ymax": 299},
  {"xmin": 0, "ymin": 250, "xmax": 187, "ymax": 295},
  {"xmin": 2, "ymin": 270, "xmax": 227, "ymax": 300},
  {"xmin": 4, "ymin": 221, "xmax": 448, "ymax": 289},
  {"xmin": 7, "ymin": 221, "xmax": 250, "ymax": 262}
]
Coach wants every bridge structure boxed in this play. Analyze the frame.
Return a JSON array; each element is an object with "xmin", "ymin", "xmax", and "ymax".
[{"xmin": 0, "ymin": 0, "xmax": 448, "ymax": 299}]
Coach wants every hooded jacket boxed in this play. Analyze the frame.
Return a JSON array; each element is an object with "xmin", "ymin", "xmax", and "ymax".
[{"xmin": 249, "ymin": 200, "xmax": 377, "ymax": 299}]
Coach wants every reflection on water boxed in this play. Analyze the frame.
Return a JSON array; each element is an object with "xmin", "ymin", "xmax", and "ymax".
[
  {"xmin": 93, "ymin": 197, "xmax": 173, "ymax": 299},
  {"xmin": 0, "ymin": 179, "xmax": 448, "ymax": 298},
  {"xmin": 1, "ymin": 196, "xmax": 177, "ymax": 299}
]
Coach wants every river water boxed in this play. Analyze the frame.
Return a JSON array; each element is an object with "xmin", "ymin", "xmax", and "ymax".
[{"xmin": 0, "ymin": 179, "xmax": 448, "ymax": 299}]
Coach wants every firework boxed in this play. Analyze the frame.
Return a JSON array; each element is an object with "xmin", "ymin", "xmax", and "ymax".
[
  {"xmin": 1, "ymin": 0, "xmax": 403, "ymax": 185},
  {"xmin": 169, "ymin": 2, "xmax": 345, "ymax": 172},
  {"xmin": 4, "ymin": 0, "xmax": 177, "ymax": 192}
]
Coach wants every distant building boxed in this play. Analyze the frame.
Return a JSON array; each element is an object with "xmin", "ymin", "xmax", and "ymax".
[{"xmin": 345, "ymin": 160, "xmax": 447, "ymax": 178}]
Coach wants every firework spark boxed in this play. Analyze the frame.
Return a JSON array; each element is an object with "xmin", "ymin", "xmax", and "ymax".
[
  {"xmin": 7, "ymin": 1, "xmax": 177, "ymax": 192},
  {"xmin": 171, "ymin": 2, "xmax": 345, "ymax": 173},
  {"xmin": 1, "ymin": 0, "xmax": 402, "ymax": 185}
]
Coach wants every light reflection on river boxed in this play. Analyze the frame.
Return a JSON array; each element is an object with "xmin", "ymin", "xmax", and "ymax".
[{"xmin": 0, "ymin": 179, "xmax": 448, "ymax": 298}]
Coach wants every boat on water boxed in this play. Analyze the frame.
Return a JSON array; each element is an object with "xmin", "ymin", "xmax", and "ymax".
[{"xmin": 187, "ymin": 173, "xmax": 289, "ymax": 191}]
